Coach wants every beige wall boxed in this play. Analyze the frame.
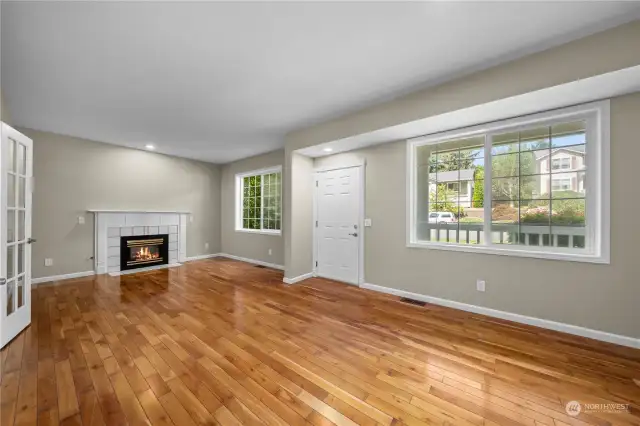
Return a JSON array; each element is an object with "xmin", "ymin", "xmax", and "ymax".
[
  {"xmin": 21, "ymin": 128, "xmax": 221, "ymax": 279},
  {"xmin": 283, "ymin": 152, "xmax": 314, "ymax": 279},
  {"xmin": 286, "ymin": 20, "xmax": 640, "ymax": 151},
  {"xmin": 283, "ymin": 21, "xmax": 640, "ymax": 289},
  {"xmin": 314, "ymin": 92, "xmax": 640, "ymax": 339},
  {"xmin": 1, "ymin": 87, "xmax": 11, "ymax": 124},
  {"xmin": 220, "ymin": 150, "xmax": 284, "ymax": 265}
]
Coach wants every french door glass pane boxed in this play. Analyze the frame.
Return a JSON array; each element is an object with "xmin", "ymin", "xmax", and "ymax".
[
  {"xmin": 18, "ymin": 177, "xmax": 26, "ymax": 208},
  {"xmin": 7, "ymin": 245, "xmax": 15, "ymax": 279},
  {"xmin": 18, "ymin": 210, "xmax": 25, "ymax": 241},
  {"xmin": 7, "ymin": 210, "xmax": 15, "ymax": 243},
  {"xmin": 17, "ymin": 143, "xmax": 26, "ymax": 175},
  {"xmin": 8, "ymin": 138, "xmax": 16, "ymax": 172},
  {"xmin": 6, "ymin": 281, "xmax": 15, "ymax": 315},
  {"xmin": 8, "ymin": 174, "xmax": 15, "ymax": 207},
  {"xmin": 17, "ymin": 276, "xmax": 25, "ymax": 308},
  {"xmin": 18, "ymin": 243, "xmax": 24, "ymax": 275}
]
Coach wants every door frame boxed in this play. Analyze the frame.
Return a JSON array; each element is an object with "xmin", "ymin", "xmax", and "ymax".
[{"xmin": 312, "ymin": 159, "xmax": 365, "ymax": 286}]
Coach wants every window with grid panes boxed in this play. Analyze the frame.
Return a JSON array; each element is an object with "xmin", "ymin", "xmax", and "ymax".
[
  {"xmin": 408, "ymin": 101, "xmax": 609, "ymax": 263},
  {"xmin": 236, "ymin": 167, "xmax": 281, "ymax": 233}
]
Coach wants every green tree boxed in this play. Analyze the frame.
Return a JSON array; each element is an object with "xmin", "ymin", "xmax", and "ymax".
[
  {"xmin": 430, "ymin": 150, "xmax": 479, "ymax": 173},
  {"xmin": 430, "ymin": 184, "xmax": 459, "ymax": 216},
  {"xmin": 472, "ymin": 166, "xmax": 484, "ymax": 208},
  {"xmin": 491, "ymin": 147, "xmax": 536, "ymax": 202}
]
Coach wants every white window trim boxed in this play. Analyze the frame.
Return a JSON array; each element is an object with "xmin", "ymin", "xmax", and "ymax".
[
  {"xmin": 406, "ymin": 100, "xmax": 610, "ymax": 264},
  {"xmin": 235, "ymin": 165, "xmax": 282, "ymax": 236}
]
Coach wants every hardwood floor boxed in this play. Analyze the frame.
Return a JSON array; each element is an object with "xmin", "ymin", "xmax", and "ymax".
[{"xmin": 1, "ymin": 258, "xmax": 639, "ymax": 426}]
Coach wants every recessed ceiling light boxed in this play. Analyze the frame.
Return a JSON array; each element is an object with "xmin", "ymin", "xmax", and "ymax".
[
  {"xmin": 323, "ymin": 147, "xmax": 333, "ymax": 152},
  {"xmin": 145, "ymin": 144, "xmax": 156, "ymax": 150}
]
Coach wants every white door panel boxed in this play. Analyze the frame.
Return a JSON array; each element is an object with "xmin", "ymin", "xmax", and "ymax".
[
  {"xmin": 316, "ymin": 166, "xmax": 361, "ymax": 285},
  {"xmin": 1, "ymin": 124, "xmax": 33, "ymax": 349}
]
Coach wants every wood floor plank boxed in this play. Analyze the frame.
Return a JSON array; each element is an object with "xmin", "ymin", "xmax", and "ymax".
[
  {"xmin": 55, "ymin": 359, "xmax": 80, "ymax": 421},
  {"xmin": 5, "ymin": 258, "xmax": 638, "ymax": 426}
]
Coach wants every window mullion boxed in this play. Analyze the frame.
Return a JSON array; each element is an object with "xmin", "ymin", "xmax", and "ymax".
[{"xmin": 483, "ymin": 134, "xmax": 492, "ymax": 246}]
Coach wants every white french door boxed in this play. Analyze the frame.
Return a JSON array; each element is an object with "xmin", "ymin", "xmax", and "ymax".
[
  {"xmin": 0, "ymin": 123, "xmax": 33, "ymax": 349},
  {"xmin": 314, "ymin": 165, "xmax": 363, "ymax": 285}
]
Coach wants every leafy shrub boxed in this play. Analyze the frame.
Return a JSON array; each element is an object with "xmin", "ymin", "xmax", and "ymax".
[
  {"xmin": 491, "ymin": 204, "xmax": 517, "ymax": 222},
  {"xmin": 521, "ymin": 203, "xmax": 585, "ymax": 226}
]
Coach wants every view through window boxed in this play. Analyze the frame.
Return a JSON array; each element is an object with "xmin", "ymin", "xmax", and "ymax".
[
  {"xmin": 415, "ymin": 119, "xmax": 588, "ymax": 251},
  {"xmin": 238, "ymin": 169, "xmax": 282, "ymax": 232}
]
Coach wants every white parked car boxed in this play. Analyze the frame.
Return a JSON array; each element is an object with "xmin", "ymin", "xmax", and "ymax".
[{"xmin": 429, "ymin": 212, "xmax": 457, "ymax": 224}]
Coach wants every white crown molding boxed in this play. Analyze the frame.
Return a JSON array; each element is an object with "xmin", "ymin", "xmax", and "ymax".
[
  {"xmin": 32, "ymin": 271, "xmax": 95, "ymax": 285},
  {"xmin": 361, "ymin": 283, "xmax": 640, "ymax": 349},
  {"xmin": 283, "ymin": 272, "xmax": 314, "ymax": 285}
]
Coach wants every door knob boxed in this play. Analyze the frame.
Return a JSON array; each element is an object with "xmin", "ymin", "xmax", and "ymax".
[
  {"xmin": 0, "ymin": 278, "xmax": 6, "ymax": 286},
  {"xmin": 349, "ymin": 232, "xmax": 358, "ymax": 237},
  {"xmin": 27, "ymin": 238, "xmax": 37, "ymax": 244}
]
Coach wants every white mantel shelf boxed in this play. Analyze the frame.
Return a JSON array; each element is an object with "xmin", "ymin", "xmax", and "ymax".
[{"xmin": 88, "ymin": 209, "xmax": 190, "ymax": 213}]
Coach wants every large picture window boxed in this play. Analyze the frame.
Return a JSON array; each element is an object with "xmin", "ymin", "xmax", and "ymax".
[
  {"xmin": 235, "ymin": 166, "xmax": 282, "ymax": 234},
  {"xmin": 408, "ymin": 101, "xmax": 609, "ymax": 263}
]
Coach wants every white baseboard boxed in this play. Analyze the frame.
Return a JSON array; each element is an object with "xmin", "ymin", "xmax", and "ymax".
[
  {"xmin": 32, "ymin": 270, "xmax": 95, "ymax": 285},
  {"xmin": 216, "ymin": 253, "xmax": 284, "ymax": 270},
  {"xmin": 361, "ymin": 283, "xmax": 640, "ymax": 349},
  {"xmin": 184, "ymin": 253, "xmax": 221, "ymax": 262},
  {"xmin": 283, "ymin": 272, "xmax": 314, "ymax": 285},
  {"xmin": 108, "ymin": 263, "xmax": 181, "ymax": 276}
]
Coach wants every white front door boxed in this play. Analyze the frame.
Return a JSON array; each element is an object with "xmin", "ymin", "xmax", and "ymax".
[
  {"xmin": 0, "ymin": 124, "xmax": 33, "ymax": 349},
  {"xmin": 315, "ymin": 166, "xmax": 362, "ymax": 285}
]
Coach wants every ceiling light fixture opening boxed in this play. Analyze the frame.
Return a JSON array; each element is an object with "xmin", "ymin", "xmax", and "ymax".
[
  {"xmin": 323, "ymin": 147, "xmax": 333, "ymax": 152},
  {"xmin": 145, "ymin": 144, "xmax": 156, "ymax": 150}
]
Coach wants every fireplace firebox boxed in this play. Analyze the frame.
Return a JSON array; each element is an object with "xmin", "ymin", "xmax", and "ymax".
[{"xmin": 120, "ymin": 234, "xmax": 169, "ymax": 271}]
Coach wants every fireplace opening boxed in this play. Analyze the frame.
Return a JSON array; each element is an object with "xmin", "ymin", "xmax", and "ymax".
[{"xmin": 120, "ymin": 234, "xmax": 169, "ymax": 271}]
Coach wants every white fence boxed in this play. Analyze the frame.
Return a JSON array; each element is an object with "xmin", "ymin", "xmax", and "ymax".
[{"xmin": 421, "ymin": 223, "xmax": 586, "ymax": 248}]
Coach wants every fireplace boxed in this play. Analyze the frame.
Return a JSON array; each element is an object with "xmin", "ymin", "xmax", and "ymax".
[{"xmin": 120, "ymin": 234, "xmax": 169, "ymax": 271}]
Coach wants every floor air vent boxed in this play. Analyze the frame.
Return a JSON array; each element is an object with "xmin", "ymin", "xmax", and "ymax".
[
  {"xmin": 400, "ymin": 297, "xmax": 426, "ymax": 307},
  {"xmin": 254, "ymin": 265, "xmax": 267, "ymax": 269}
]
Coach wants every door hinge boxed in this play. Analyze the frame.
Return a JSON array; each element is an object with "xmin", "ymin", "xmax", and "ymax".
[
  {"xmin": 315, "ymin": 220, "xmax": 318, "ymax": 227},
  {"xmin": 316, "ymin": 181, "xmax": 318, "ymax": 187},
  {"xmin": 315, "ymin": 261, "xmax": 318, "ymax": 267}
]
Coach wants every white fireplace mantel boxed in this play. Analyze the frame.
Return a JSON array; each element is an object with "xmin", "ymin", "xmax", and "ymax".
[
  {"xmin": 88, "ymin": 209, "xmax": 191, "ymax": 214},
  {"xmin": 90, "ymin": 210, "xmax": 188, "ymax": 275}
]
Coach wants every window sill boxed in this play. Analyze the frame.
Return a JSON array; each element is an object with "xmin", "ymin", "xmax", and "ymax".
[
  {"xmin": 235, "ymin": 228, "xmax": 281, "ymax": 236},
  {"xmin": 406, "ymin": 241, "xmax": 609, "ymax": 264}
]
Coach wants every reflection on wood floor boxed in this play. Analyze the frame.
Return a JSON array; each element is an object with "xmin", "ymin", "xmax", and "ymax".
[{"xmin": 1, "ymin": 257, "xmax": 639, "ymax": 426}]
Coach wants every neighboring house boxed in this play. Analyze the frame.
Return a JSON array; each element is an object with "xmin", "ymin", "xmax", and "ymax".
[
  {"xmin": 429, "ymin": 169, "xmax": 475, "ymax": 208},
  {"xmin": 534, "ymin": 146, "xmax": 586, "ymax": 195}
]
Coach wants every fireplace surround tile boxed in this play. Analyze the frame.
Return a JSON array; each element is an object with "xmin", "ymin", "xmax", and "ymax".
[{"xmin": 91, "ymin": 211, "xmax": 189, "ymax": 275}]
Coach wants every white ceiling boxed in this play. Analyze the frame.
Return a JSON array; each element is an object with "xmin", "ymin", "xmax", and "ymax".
[{"xmin": 2, "ymin": 2, "xmax": 639, "ymax": 164}]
